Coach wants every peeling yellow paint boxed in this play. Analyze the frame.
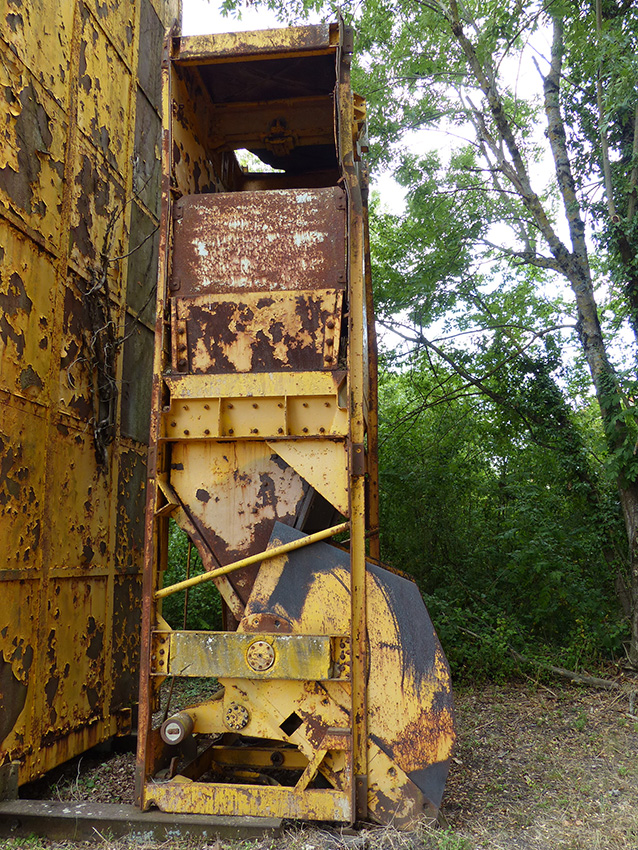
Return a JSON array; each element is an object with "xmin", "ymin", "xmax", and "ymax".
[
  {"xmin": 0, "ymin": 0, "xmax": 177, "ymax": 789},
  {"xmin": 136, "ymin": 20, "xmax": 454, "ymax": 830}
]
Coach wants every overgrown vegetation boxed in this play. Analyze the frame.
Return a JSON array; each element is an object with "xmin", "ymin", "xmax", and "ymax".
[
  {"xmin": 161, "ymin": 520, "xmax": 223, "ymax": 631},
  {"xmin": 377, "ymin": 361, "xmax": 628, "ymax": 679},
  {"xmin": 218, "ymin": 0, "xmax": 638, "ymax": 677}
]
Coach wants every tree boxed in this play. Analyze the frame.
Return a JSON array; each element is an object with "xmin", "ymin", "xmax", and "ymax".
[
  {"xmin": 221, "ymin": 0, "xmax": 638, "ymax": 664},
  {"xmin": 368, "ymin": 0, "xmax": 638, "ymax": 664},
  {"xmin": 376, "ymin": 358, "xmax": 625, "ymax": 676}
]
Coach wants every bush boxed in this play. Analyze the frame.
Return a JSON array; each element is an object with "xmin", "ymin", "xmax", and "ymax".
[{"xmin": 161, "ymin": 520, "xmax": 223, "ymax": 631}]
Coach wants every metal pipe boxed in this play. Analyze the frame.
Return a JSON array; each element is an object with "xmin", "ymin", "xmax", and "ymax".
[
  {"xmin": 155, "ymin": 521, "xmax": 350, "ymax": 600},
  {"xmin": 160, "ymin": 711, "xmax": 195, "ymax": 745}
]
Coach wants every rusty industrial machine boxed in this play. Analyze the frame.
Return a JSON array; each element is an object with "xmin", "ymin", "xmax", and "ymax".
[
  {"xmin": 136, "ymin": 22, "xmax": 455, "ymax": 827},
  {"xmin": 0, "ymin": 0, "xmax": 178, "ymax": 793}
]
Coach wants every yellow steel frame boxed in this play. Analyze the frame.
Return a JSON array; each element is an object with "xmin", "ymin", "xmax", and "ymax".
[{"xmin": 135, "ymin": 20, "xmax": 395, "ymax": 827}]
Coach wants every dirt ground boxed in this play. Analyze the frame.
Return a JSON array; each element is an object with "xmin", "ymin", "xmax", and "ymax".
[{"xmin": 9, "ymin": 672, "xmax": 638, "ymax": 850}]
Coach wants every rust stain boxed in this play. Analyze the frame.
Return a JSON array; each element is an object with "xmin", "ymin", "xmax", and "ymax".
[
  {"xmin": 1, "ymin": 0, "xmax": 172, "ymax": 787},
  {"xmin": 174, "ymin": 289, "xmax": 342, "ymax": 374},
  {"xmin": 171, "ymin": 189, "xmax": 346, "ymax": 297}
]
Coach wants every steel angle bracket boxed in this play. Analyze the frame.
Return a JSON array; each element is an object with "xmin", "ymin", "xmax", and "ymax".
[{"xmin": 150, "ymin": 631, "xmax": 350, "ymax": 680}]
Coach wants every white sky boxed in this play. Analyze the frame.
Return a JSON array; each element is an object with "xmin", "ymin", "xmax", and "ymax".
[{"xmin": 182, "ymin": 1, "xmax": 296, "ymax": 35}]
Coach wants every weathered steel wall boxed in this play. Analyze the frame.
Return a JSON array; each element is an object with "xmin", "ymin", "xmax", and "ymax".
[
  {"xmin": 134, "ymin": 23, "xmax": 454, "ymax": 829},
  {"xmin": 0, "ymin": 0, "xmax": 179, "ymax": 787}
]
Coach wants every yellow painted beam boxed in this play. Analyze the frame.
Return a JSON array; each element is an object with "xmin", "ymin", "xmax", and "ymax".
[
  {"xmin": 176, "ymin": 24, "xmax": 338, "ymax": 65},
  {"xmin": 164, "ymin": 370, "xmax": 346, "ymax": 400},
  {"xmin": 145, "ymin": 782, "xmax": 352, "ymax": 821},
  {"xmin": 150, "ymin": 632, "xmax": 345, "ymax": 680}
]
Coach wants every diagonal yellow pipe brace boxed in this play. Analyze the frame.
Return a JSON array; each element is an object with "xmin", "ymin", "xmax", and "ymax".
[{"xmin": 155, "ymin": 521, "xmax": 350, "ymax": 599}]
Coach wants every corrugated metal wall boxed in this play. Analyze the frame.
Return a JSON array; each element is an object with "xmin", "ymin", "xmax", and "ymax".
[{"xmin": 0, "ymin": 0, "xmax": 179, "ymax": 786}]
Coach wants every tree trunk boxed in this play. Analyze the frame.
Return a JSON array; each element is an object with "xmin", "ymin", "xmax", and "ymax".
[
  {"xmin": 619, "ymin": 482, "xmax": 638, "ymax": 666},
  {"xmin": 446, "ymin": 4, "xmax": 638, "ymax": 665}
]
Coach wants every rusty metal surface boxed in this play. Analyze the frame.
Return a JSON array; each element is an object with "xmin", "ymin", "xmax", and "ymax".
[
  {"xmin": 0, "ymin": 799, "xmax": 282, "ymax": 843},
  {"xmin": 151, "ymin": 631, "xmax": 341, "ymax": 680},
  {"xmin": 0, "ymin": 0, "xmax": 178, "ymax": 789},
  {"xmin": 242, "ymin": 524, "xmax": 455, "ymax": 825},
  {"xmin": 169, "ymin": 441, "xmax": 309, "ymax": 599},
  {"xmin": 171, "ymin": 189, "xmax": 346, "ymax": 297},
  {"xmin": 173, "ymin": 289, "xmax": 343, "ymax": 374},
  {"xmin": 137, "ymin": 21, "xmax": 454, "ymax": 830},
  {"xmin": 177, "ymin": 24, "xmax": 336, "ymax": 64}
]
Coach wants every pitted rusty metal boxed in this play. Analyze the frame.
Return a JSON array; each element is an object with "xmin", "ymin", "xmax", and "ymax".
[
  {"xmin": 177, "ymin": 24, "xmax": 337, "ymax": 64},
  {"xmin": 171, "ymin": 189, "xmax": 346, "ymax": 297},
  {"xmin": 172, "ymin": 289, "xmax": 343, "ymax": 374},
  {"xmin": 0, "ymin": 0, "xmax": 178, "ymax": 789}
]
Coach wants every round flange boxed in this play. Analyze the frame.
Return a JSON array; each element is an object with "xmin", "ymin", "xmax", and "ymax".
[
  {"xmin": 225, "ymin": 702, "xmax": 250, "ymax": 730},
  {"xmin": 246, "ymin": 639, "xmax": 275, "ymax": 672}
]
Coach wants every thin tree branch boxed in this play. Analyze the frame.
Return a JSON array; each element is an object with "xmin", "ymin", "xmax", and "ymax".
[{"xmin": 595, "ymin": 0, "xmax": 617, "ymax": 221}]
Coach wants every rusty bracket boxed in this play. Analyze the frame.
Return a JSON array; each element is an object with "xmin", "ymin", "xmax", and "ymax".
[
  {"xmin": 355, "ymin": 774, "xmax": 368, "ymax": 820},
  {"xmin": 342, "ymin": 26, "xmax": 354, "ymax": 54},
  {"xmin": 351, "ymin": 444, "xmax": 365, "ymax": 477}
]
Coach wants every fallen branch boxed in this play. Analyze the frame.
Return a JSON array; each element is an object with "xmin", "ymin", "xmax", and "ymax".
[
  {"xmin": 508, "ymin": 648, "xmax": 619, "ymax": 691},
  {"xmin": 451, "ymin": 620, "xmax": 634, "ymax": 691}
]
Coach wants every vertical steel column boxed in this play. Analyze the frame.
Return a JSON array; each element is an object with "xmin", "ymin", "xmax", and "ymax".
[
  {"xmin": 135, "ymin": 28, "xmax": 175, "ymax": 807},
  {"xmin": 338, "ymin": 37, "xmax": 368, "ymax": 819},
  {"xmin": 363, "ymin": 171, "xmax": 380, "ymax": 562}
]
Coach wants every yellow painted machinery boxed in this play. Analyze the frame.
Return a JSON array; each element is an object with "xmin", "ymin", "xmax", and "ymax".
[
  {"xmin": 0, "ymin": 0, "xmax": 178, "ymax": 792},
  {"xmin": 136, "ymin": 22, "xmax": 455, "ymax": 827}
]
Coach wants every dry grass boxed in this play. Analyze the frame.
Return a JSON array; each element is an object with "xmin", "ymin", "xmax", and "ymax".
[{"xmin": 11, "ymin": 677, "xmax": 638, "ymax": 850}]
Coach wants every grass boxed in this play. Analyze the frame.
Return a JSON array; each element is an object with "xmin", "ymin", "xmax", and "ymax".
[{"xmin": 14, "ymin": 678, "xmax": 638, "ymax": 850}]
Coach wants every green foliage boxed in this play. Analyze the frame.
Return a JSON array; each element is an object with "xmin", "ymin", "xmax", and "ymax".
[
  {"xmin": 377, "ymin": 361, "xmax": 628, "ymax": 679},
  {"xmin": 161, "ymin": 521, "xmax": 223, "ymax": 631},
  {"xmin": 216, "ymin": 0, "xmax": 638, "ymax": 673}
]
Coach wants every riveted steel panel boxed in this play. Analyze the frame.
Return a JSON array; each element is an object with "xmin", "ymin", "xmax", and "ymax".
[
  {"xmin": 115, "ymin": 448, "xmax": 147, "ymax": 573},
  {"xmin": 47, "ymin": 425, "xmax": 112, "ymax": 569},
  {"xmin": 84, "ymin": 0, "xmax": 136, "ymax": 68},
  {"xmin": 0, "ymin": 0, "xmax": 177, "ymax": 789},
  {"xmin": 68, "ymin": 142, "xmax": 127, "ymax": 291},
  {"xmin": 126, "ymin": 201, "xmax": 159, "ymax": 322},
  {"xmin": 169, "ymin": 441, "xmax": 309, "ymax": 601},
  {"xmin": 0, "ymin": 580, "xmax": 38, "ymax": 762},
  {"xmin": 58, "ymin": 278, "xmax": 95, "ymax": 423},
  {"xmin": 76, "ymin": 6, "xmax": 132, "ymax": 175},
  {"xmin": 171, "ymin": 189, "xmax": 346, "ymax": 297},
  {"xmin": 111, "ymin": 574, "xmax": 142, "ymax": 710},
  {"xmin": 40, "ymin": 577, "xmax": 109, "ymax": 745},
  {"xmin": 121, "ymin": 316, "xmax": 153, "ymax": 443},
  {"xmin": 0, "ymin": 224, "xmax": 55, "ymax": 402},
  {"xmin": 173, "ymin": 289, "xmax": 343, "ymax": 374},
  {"xmin": 1, "ymin": 1, "xmax": 74, "ymax": 105},
  {"xmin": 171, "ymin": 66, "xmax": 234, "ymax": 197},
  {"xmin": 133, "ymin": 89, "xmax": 162, "ymax": 218},
  {"xmin": 0, "ymin": 64, "xmax": 67, "ymax": 248},
  {"xmin": 0, "ymin": 398, "xmax": 46, "ymax": 571}
]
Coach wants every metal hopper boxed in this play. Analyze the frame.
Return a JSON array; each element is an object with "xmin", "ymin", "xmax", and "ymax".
[{"xmin": 136, "ymin": 21, "xmax": 455, "ymax": 827}]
